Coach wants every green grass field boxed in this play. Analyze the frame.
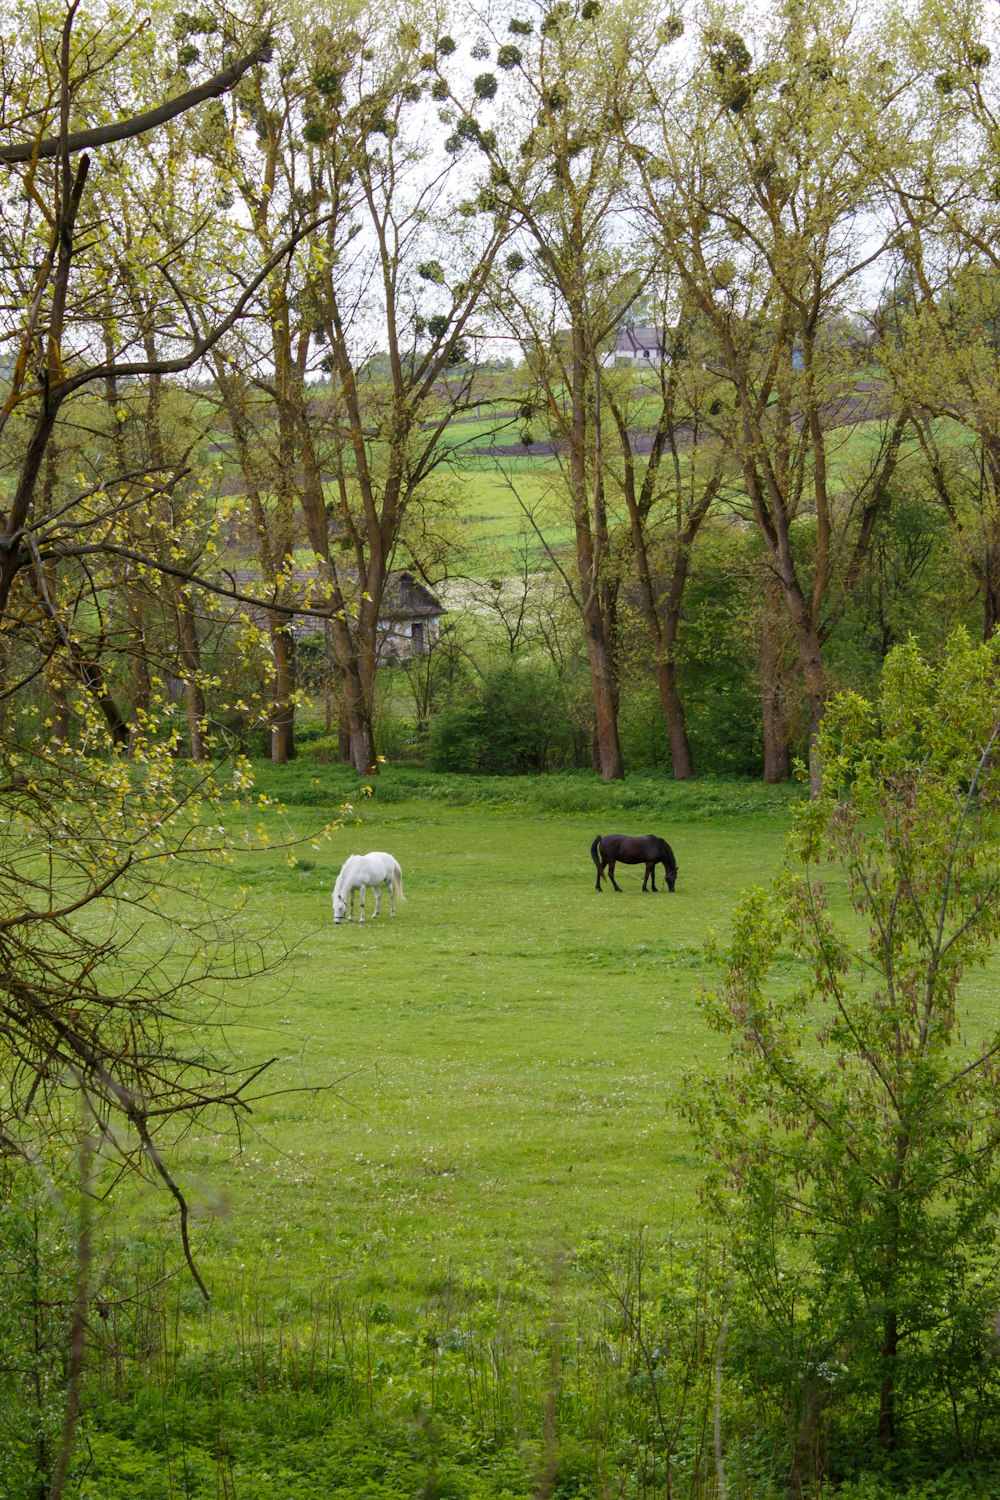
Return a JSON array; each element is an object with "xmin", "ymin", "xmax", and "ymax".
[
  {"xmin": 186, "ymin": 778, "xmax": 794, "ymax": 1265},
  {"xmin": 451, "ymin": 466, "xmax": 574, "ymax": 561},
  {"xmin": 38, "ymin": 770, "xmax": 1000, "ymax": 1497},
  {"xmin": 75, "ymin": 773, "xmax": 806, "ymax": 1497},
  {"xmin": 174, "ymin": 761, "xmax": 999, "ymax": 1278}
]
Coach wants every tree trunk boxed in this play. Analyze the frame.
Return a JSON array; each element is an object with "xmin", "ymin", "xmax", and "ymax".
[
  {"xmin": 125, "ymin": 584, "xmax": 152, "ymax": 754},
  {"xmin": 583, "ymin": 602, "xmax": 624, "ymax": 780},
  {"xmin": 348, "ymin": 653, "xmax": 378, "ymax": 774},
  {"xmin": 323, "ymin": 620, "xmax": 334, "ymax": 735},
  {"xmin": 338, "ymin": 694, "xmax": 351, "ymax": 763},
  {"xmin": 173, "ymin": 582, "xmax": 207, "ymax": 760},
  {"xmin": 563, "ymin": 292, "xmax": 624, "ymax": 782},
  {"xmin": 771, "ymin": 551, "xmax": 827, "ymax": 794},
  {"xmin": 651, "ymin": 473, "xmax": 699, "ymax": 779},
  {"xmin": 0, "ymin": 634, "xmax": 8, "ymax": 740},
  {"xmin": 760, "ymin": 580, "xmax": 792, "ymax": 783},
  {"xmin": 348, "ymin": 712, "xmax": 377, "ymax": 775},
  {"xmin": 657, "ymin": 653, "xmax": 695, "ymax": 780},
  {"xmin": 269, "ymin": 617, "xmax": 296, "ymax": 763},
  {"xmin": 878, "ymin": 1306, "xmax": 898, "ymax": 1451},
  {"xmin": 328, "ymin": 621, "xmax": 378, "ymax": 775}
]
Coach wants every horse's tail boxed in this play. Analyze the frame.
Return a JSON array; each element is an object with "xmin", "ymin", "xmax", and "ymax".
[
  {"xmin": 393, "ymin": 861, "xmax": 405, "ymax": 902},
  {"xmin": 590, "ymin": 835, "xmax": 603, "ymax": 869}
]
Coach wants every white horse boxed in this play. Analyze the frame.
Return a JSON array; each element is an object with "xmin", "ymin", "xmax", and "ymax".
[{"xmin": 332, "ymin": 851, "xmax": 404, "ymax": 925}]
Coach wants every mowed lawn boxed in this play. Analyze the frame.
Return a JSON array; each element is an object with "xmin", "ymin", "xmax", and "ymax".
[{"xmin": 166, "ymin": 785, "xmax": 797, "ymax": 1296}]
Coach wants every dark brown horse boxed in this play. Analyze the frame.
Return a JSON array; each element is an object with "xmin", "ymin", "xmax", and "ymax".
[{"xmin": 590, "ymin": 833, "xmax": 677, "ymax": 893}]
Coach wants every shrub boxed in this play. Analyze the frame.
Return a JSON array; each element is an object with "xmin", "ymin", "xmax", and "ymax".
[
  {"xmin": 427, "ymin": 702, "xmax": 484, "ymax": 772},
  {"xmin": 428, "ymin": 662, "xmax": 581, "ymax": 773},
  {"xmin": 690, "ymin": 632, "xmax": 1000, "ymax": 1469}
]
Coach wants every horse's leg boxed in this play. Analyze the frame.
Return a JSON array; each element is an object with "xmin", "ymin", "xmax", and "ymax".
[
  {"xmin": 358, "ymin": 884, "xmax": 366, "ymax": 923},
  {"xmin": 609, "ymin": 860, "xmax": 622, "ymax": 892},
  {"xmin": 387, "ymin": 877, "xmax": 395, "ymax": 917},
  {"xmin": 348, "ymin": 889, "xmax": 355, "ymax": 922},
  {"xmin": 372, "ymin": 884, "xmax": 381, "ymax": 920},
  {"xmin": 595, "ymin": 856, "xmax": 604, "ymax": 892},
  {"xmin": 646, "ymin": 862, "xmax": 657, "ymax": 892}
]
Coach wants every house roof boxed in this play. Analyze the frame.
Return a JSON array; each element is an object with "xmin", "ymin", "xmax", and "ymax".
[
  {"xmin": 379, "ymin": 572, "xmax": 445, "ymax": 620},
  {"xmin": 616, "ymin": 326, "xmax": 665, "ymax": 354},
  {"xmin": 227, "ymin": 567, "xmax": 444, "ymax": 621}
]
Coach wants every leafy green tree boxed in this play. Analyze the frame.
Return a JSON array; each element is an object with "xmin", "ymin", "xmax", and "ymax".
[
  {"xmin": 472, "ymin": 0, "xmax": 677, "ymax": 779},
  {"xmin": 0, "ymin": 4, "xmax": 322, "ymax": 1412},
  {"xmin": 603, "ymin": 296, "xmax": 738, "ymax": 778},
  {"xmin": 689, "ymin": 630, "xmax": 1000, "ymax": 1465},
  {"xmin": 666, "ymin": 523, "xmax": 777, "ymax": 775},
  {"xmin": 633, "ymin": 0, "xmax": 911, "ymax": 789},
  {"xmin": 855, "ymin": 0, "xmax": 1000, "ymax": 640},
  {"xmin": 201, "ymin": 0, "xmax": 513, "ymax": 772},
  {"xmin": 823, "ymin": 477, "xmax": 971, "ymax": 690},
  {"xmin": 879, "ymin": 259, "xmax": 1000, "ymax": 640}
]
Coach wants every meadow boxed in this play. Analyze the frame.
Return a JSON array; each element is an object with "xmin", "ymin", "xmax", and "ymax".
[
  {"xmin": 75, "ymin": 772, "xmax": 814, "ymax": 1499},
  {"xmin": 71, "ymin": 765, "xmax": 1000, "ymax": 1500},
  {"xmin": 185, "ymin": 772, "xmax": 802, "ymax": 1266}
]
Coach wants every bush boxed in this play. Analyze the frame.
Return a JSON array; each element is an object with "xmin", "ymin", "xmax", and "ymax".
[
  {"xmin": 0, "ymin": 1163, "xmax": 78, "ymax": 1500},
  {"xmin": 427, "ymin": 662, "xmax": 581, "ymax": 773},
  {"xmin": 372, "ymin": 711, "xmax": 418, "ymax": 764},
  {"xmin": 690, "ymin": 632, "xmax": 1000, "ymax": 1469},
  {"xmin": 617, "ymin": 681, "xmax": 670, "ymax": 770},
  {"xmin": 427, "ymin": 703, "xmax": 485, "ymax": 772}
]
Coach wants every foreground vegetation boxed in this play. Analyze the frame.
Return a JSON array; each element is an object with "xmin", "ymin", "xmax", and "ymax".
[{"xmin": 7, "ymin": 635, "xmax": 1000, "ymax": 1498}]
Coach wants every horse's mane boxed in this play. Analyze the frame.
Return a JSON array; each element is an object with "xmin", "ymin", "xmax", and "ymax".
[{"xmin": 333, "ymin": 854, "xmax": 361, "ymax": 897}]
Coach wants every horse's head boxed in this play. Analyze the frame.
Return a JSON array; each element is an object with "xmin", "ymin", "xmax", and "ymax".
[
  {"xmin": 666, "ymin": 868, "xmax": 677, "ymax": 893},
  {"xmin": 333, "ymin": 888, "xmax": 348, "ymax": 924}
]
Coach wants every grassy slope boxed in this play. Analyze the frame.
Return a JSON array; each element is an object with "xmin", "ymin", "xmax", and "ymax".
[{"xmin": 442, "ymin": 415, "xmax": 931, "ymax": 571}]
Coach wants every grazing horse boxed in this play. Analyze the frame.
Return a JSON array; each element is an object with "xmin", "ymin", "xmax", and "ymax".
[
  {"xmin": 332, "ymin": 851, "xmax": 404, "ymax": 924},
  {"xmin": 591, "ymin": 833, "xmax": 677, "ymax": 893}
]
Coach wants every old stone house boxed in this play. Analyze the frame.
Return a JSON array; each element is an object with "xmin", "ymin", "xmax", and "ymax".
[{"xmin": 375, "ymin": 572, "xmax": 445, "ymax": 662}]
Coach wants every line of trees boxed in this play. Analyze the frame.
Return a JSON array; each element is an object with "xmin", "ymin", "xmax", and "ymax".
[{"xmin": 4, "ymin": 0, "xmax": 1000, "ymax": 796}]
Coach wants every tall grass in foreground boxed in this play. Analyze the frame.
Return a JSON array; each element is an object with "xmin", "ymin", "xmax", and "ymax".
[
  {"xmin": 68, "ymin": 1227, "xmax": 749, "ymax": 1498},
  {"xmin": 9, "ymin": 1186, "xmax": 997, "ymax": 1498}
]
